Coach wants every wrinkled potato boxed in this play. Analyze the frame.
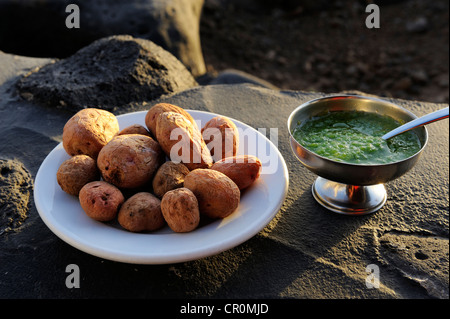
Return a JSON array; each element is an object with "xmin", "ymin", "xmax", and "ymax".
[
  {"xmin": 118, "ymin": 124, "xmax": 151, "ymax": 137},
  {"xmin": 184, "ymin": 169, "xmax": 240, "ymax": 219},
  {"xmin": 161, "ymin": 188, "xmax": 200, "ymax": 233},
  {"xmin": 79, "ymin": 181, "xmax": 124, "ymax": 221},
  {"xmin": 97, "ymin": 134, "xmax": 164, "ymax": 189},
  {"xmin": 211, "ymin": 155, "xmax": 262, "ymax": 190},
  {"xmin": 156, "ymin": 112, "xmax": 213, "ymax": 170},
  {"xmin": 57, "ymin": 155, "xmax": 100, "ymax": 196},
  {"xmin": 145, "ymin": 103, "xmax": 196, "ymax": 137},
  {"xmin": 118, "ymin": 192, "xmax": 165, "ymax": 232},
  {"xmin": 152, "ymin": 161, "xmax": 190, "ymax": 198},
  {"xmin": 62, "ymin": 108, "xmax": 119, "ymax": 159},
  {"xmin": 201, "ymin": 116, "xmax": 239, "ymax": 162}
]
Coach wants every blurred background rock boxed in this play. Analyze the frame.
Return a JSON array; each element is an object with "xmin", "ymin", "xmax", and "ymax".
[
  {"xmin": 0, "ymin": 0, "xmax": 206, "ymax": 76},
  {"xmin": 201, "ymin": 0, "xmax": 449, "ymax": 103},
  {"xmin": 0, "ymin": 0, "xmax": 448, "ymax": 103}
]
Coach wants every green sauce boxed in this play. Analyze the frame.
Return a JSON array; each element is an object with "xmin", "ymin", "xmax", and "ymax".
[{"xmin": 292, "ymin": 111, "xmax": 422, "ymax": 164}]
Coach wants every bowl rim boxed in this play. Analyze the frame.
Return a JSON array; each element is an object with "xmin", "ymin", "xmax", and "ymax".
[{"xmin": 287, "ymin": 94, "xmax": 429, "ymax": 168}]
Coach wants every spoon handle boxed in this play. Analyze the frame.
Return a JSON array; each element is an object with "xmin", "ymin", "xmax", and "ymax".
[{"xmin": 382, "ymin": 106, "xmax": 449, "ymax": 140}]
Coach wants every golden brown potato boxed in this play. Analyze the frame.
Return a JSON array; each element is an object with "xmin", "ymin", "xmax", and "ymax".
[
  {"xmin": 97, "ymin": 134, "xmax": 164, "ymax": 189},
  {"xmin": 118, "ymin": 192, "xmax": 165, "ymax": 232},
  {"xmin": 211, "ymin": 155, "xmax": 262, "ymax": 190},
  {"xmin": 145, "ymin": 103, "xmax": 196, "ymax": 137},
  {"xmin": 183, "ymin": 169, "xmax": 240, "ymax": 219},
  {"xmin": 161, "ymin": 188, "xmax": 200, "ymax": 233},
  {"xmin": 201, "ymin": 116, "xmax": 239, "ymax": 162},
  {"xmin": 62, "ymin": 108, "xmax": 119, "ymax": 159},
  {"xmin": 118, "ymin": 124, "xmax": 151, "ymax": 137},
  {"xmin": 152, "ymin": 161, "xmax": 190, "ymax": 198},
  {"xmin": 79, "ymin": 181, "xmax": 124, "ymax": 222},
  {"xmin": 56, "ymin": 155, "xmax": 100, "ymax": 196},
  {"xmin": 155, "ymin": 112, "xmax": 213, "ymax": 170}
]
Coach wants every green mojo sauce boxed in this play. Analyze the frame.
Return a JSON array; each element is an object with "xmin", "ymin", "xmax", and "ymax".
[{"xmin": 292, "ymin": 111, "xmax": 422, "ymax": 164}]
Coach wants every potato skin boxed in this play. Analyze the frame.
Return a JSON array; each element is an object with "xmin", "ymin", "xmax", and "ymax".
[
  {"xmin": 79, "ymin": 181, "xmax": 124, "ymax": 221},
  {"xmin": 211, "ymin": 155, "xmax": 262, "ymax": 190},
  {"xmin": 156, "ymin": 112, "xmax": 213, "ymax": 170},
  {"xmin": 118, "ymin": 192, "xmax": 165, "ymax": 232},
  {"xmin": 97, "ymin": 134, "xmax": 164, "ymax": 189},
  {"xmin": 152, "ymin": 161, "xmax": 190, "ymax": 198},
  {"xmin": 57, "ymin": 155, "xmax": 100, "ymax": 196},
  {"xmin": 145, "ymin": 103, "xmax": 196, "ymax": 137},
  {"xmin": 161, "ymin": 188, "xmax": 200, "ymax": 233},
  {"xmin": 62, "ymin": 108, "xmax": 119, "ymax": 159},
  {"xmin": 184, "ymin": 169, "xmax": 240, "ymax": 219},
  {"xmin": 118, "ymin": 124, "xmax": 151, "ymax": 137},
  {"xmin": 201, "ymin": 116, "xmax": 239, "ymax": 162}
]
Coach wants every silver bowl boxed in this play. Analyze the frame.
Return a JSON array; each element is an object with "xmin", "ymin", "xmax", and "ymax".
[{"xmin": 287, "ymin": 95, "xmax": 428, "ymax": 215}]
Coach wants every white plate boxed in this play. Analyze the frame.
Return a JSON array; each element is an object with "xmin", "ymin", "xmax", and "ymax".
[{"xmin": 34, "ymin": 110, "xmax": 289, "ymax": 264}]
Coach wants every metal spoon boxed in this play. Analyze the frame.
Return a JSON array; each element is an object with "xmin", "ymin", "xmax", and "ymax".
[{"xmin": 382, "ymin": 106, "xmax": 449, "ymax": 140}]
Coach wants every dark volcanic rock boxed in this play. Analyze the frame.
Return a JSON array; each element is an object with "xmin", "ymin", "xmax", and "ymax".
[
  {"xmin": 0, "ymin": 159, "xmax": 33, "ymax": 234},
  {"xmin": 0, "ymin": 0, "xmax": 206, "ymax": 76},
  {"xmin": 16, "ymin": 35, "xmax": 198, "ymax": 111}
]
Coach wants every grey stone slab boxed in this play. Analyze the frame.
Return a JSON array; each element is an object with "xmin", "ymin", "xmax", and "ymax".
[{"xmin": 0, "ymin": 52, "xmax": 448, "ymax": 299}]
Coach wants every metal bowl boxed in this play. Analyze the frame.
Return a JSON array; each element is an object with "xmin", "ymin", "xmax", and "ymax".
[{"xmin": 287, "ymin": 95, "xmax": 428, "ymax": 215}]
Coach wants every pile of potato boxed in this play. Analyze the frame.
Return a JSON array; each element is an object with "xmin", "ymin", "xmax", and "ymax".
[{"xmin": 56, "ymin": 103, "xmax": 262, "ymax": 233}]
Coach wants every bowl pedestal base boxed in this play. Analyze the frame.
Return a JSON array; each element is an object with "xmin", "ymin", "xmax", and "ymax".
[{"xmin": 312, "ymin": 177, "xmax": 387, "ymax": 215}]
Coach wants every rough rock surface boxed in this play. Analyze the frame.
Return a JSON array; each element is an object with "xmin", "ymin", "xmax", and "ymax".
[
  {"xmin": 208, "ymin": 68, "xmax": 279, "ymax": 89},
  {"xmin": 379, "ymin": 232, "xmax": 449, "ymax": 299},
  {"xmin": 0, "ymin": 0, "xmax": 206, "ymax": 76},
  {"xmin": 0, "ymin": 159, "xmax": 33, "ymax": 234},
  {"xmin": 0, "ymin": 52, "xmax": 448, "ymax": 299},
  {"xmin": 16, "ymin": 35, "xmax": 198, "ymax": 111}
]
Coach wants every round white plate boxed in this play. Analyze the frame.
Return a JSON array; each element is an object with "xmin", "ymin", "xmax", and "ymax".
[{"xmin": 34, "ymin": 110, "xmax": 289, "ymax": 264}]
